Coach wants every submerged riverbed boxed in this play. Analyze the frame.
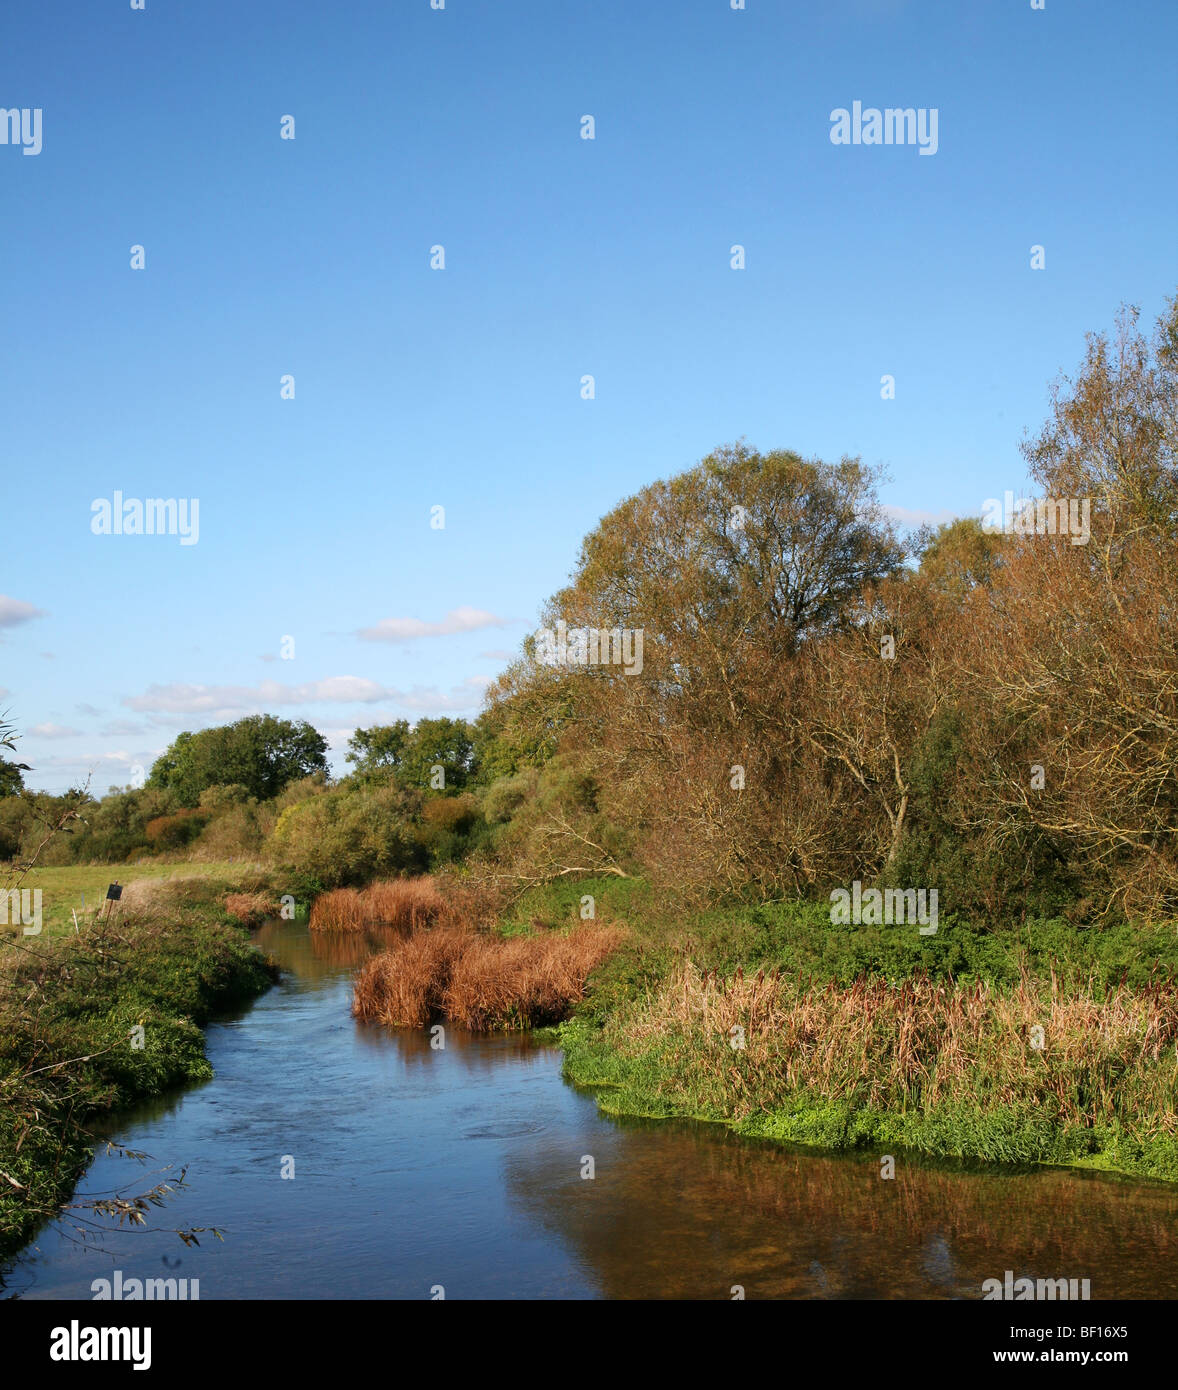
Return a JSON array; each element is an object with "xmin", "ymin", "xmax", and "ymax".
[{"xmin": 7, "ymin": 920, "xmax": 1178, "ymax": 1299}]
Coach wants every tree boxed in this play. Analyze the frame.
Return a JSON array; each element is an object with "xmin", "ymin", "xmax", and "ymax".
[
  {"xmin": 0, "ymin": 762, "xmax": 25, "ymax": 798},
  {"xmin": 950, "ymin": 295, "xmax": 1178, "ymax": 916},
  {"xmin": 397, "ymin": 717, "xmax": 477, "ymax": 792},
  {"xmin": 913, "ymin": 518, "xmax": 1006, "ymax": 602},
  {"xmin": 346, "ymin": 718, "xmax": 477, "ymax": 792},
  {"xmin": 483, "ymin": 443, "xmax": 906, "ymax": 895},
  {"xmin": 149, "ymin": 715, "xmax": 328, "ymax": 805},
  {"xmin": 1023, "ymin": 294, "xmax": 1178, "ymax": 550},
  {"xmin": 345, "ymin": 721, "xmax": 411, "ymax": 777}
]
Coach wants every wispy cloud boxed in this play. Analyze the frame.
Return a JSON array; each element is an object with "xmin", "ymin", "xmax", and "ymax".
[
  {"xmin": 0, "ymin": 595, "xmax": 47, "ymax": 629},
  {"xmin": 122, "ymin": 675, "xmax": 490, "ymax": 717},
  {"xmin": 124, "ymin": 678, "xmax": 395, "ymax": 714},
  {"xmin": 400, "ymin": 676, "xmax": 492, "ymax": 711},
  {"xmin": 28, "ymin": 722, "xmax": 82, "ymax": 739},
  {"xmin": 358, "ymin": 606, "xmax": 509, "ymax": 643},
  {"xmin": 100, "ymin": 719, "xmax": 149, "ymax": 737},
  {"xmin": 882, "ymin": 504, "xmax": 960, "ymax": 528}
]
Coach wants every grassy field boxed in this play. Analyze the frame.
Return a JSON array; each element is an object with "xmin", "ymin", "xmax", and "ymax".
[{"xmin": 2, "ymin": 860, "xmax": 269, "ymax": 938}]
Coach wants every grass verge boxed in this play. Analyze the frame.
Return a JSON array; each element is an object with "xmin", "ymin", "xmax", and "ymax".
[
  {"xmin": 500, "ymin": 879, "xmax": 1178, "ymax": 1183},
  {"xmin": 0, "ymin": 872, "xmax": 278, "ymax": 1262}
]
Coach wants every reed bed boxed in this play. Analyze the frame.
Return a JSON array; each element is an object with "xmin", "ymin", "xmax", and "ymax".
[
  {"xmin": 310, "ymin": 877, "xmax": 450, "ymax": 933},
  {"xmin": 222, "ymin": 890, "xmax": 281, "ymax": 927},
  {"xmin": 353, "ymin": 923, "xmax": 625, "ymax": 1031},
  {"xmin": 621, "ymin": 962, "xmax": 1178, "ymax": 1134}
]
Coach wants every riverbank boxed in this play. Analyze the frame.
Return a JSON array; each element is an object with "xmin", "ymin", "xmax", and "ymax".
[
  {"xmin": 14, "ymin": 915, "xmax": 1178, "ymax": 1301},
  {"xmin": 0, "ymin": 871, "xmax": 278, "ymax": 1261},
  {"xmin": 496, "ymin": 878, "xmax": 1178, "ymax": 1184}
]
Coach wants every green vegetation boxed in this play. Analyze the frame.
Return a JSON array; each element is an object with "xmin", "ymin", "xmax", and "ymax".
[
  {"xmin": 147, "ymin": 714, "xmax": 328, "ymax": 805},
  {"xmin": 5, "ymin": 292, "xmax": 1178, "ymax": 1197},
  {"xmin": 531, "ymin": 882, "xmax": 1178, "ymax": 1182},
  {"xmin": 0, "ymin": 872, "xmax": 277, "ymax": 1261}
]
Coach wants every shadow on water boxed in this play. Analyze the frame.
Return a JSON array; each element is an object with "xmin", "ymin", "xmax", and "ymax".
[{"xmin": 5, "ymin": 920, "xmax": 1178, "ymax": 1299}]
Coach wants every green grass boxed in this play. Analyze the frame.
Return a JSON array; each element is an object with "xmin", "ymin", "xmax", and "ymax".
[
  {"xmin": 2, "ymin": 859, "xmax": 268, "ymax": 938},
  {"xmin": 493, "ymin": 874, "xmax": 654, "ymax": 938}
]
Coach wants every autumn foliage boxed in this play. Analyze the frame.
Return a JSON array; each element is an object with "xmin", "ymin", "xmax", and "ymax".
[{"xmin": 481, "ymin": 295, "xmax": 1178, "ymax": 921}]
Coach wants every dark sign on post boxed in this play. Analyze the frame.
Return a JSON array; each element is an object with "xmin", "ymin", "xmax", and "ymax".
[{"xmin": 106, "ymin": 883, "xmax": 122, "ymax": 901}]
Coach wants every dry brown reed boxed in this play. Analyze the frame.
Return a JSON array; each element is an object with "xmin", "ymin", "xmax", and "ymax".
[
  {"xmin": 310, "ymin": 877, "xmax": 450, "ymax": 933},
  {"xmin": 222, "ymin": 890, "xmax": 281, "ymax": 928},
  {"xmin": 626, "ymin": 961, "xmax": 1178, "ymax": 1129},
  {"xmin": 353, "ymin": 923, "xmax": 625, "ymax": 1031}
]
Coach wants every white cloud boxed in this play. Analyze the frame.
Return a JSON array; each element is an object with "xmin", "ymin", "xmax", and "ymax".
[
  {"xmin": 38, "ymin": 752, "xmax": 145, "ymax": 768},
  {"xmin": 0, "ymin": 595, "xmax": 46, "ymax": 629},
  {"xmin": 28, "ymin": 722, "xmax": 82, "ymax": 739},
  {"xmin": 883, "ymin": 504, "xmax": 960, "ymax": 528},
  {"xmin": 398, "ymin": 677, "xmax": 491, "ymax": 712},
  {"xmin": 358, "ymin": 606, "xmax": 509, "ymax": 643},
  {"xmin": 319, "ymin": 726, "xmax": 359, "ymax": 750},
  {"xmin": 122, "ymin": 676, "xmax": 489, "ymax": 717},
  {"xmin": 123, "ymin": 677, "xmax": 393, "ymax": 714}
]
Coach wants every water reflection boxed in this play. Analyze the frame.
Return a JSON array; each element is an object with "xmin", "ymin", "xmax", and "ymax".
[
  {"xmin": 6, "ymin": 921, "xmax": 1178, "ymax": 1300},
  {"xmin": 504, "ymin": 1111, "xmax": 1178, "ymax": 1298},
  {"xmin": 255, "ymin": 918, "xmax": 408, "ymax": 977}
]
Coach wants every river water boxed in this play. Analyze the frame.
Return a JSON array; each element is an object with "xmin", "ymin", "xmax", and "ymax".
[{"xmin": 7, "ymin": 920, "xmax": 1178, "ymax": 1299}]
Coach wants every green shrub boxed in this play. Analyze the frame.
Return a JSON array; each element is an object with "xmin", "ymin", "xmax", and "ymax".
[{"xmin": 269, "ymin": 784, "xmax": 427, "ymax": 887}]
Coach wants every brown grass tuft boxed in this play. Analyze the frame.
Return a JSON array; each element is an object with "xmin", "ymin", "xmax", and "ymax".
[
  {"xmin": 223, "ymin": 890, "xmax": 281, "ymax": 928},
  {"xmin": 310, "ymin": 877, "xmax": 453, "ymax": 933},
  {"xmin": 352, "ymin": 923, "xmax": 625, "ymax": 1031},
  {"xmin": 352, "ymin": 928, "xmax": 470, "ymax": 1028}
]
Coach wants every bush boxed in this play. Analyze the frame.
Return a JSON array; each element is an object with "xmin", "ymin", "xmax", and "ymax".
[
  {"xmin": 144, "ymin": 809, "xmax": 210, "ymax": 852},
  {"xmin": 191, "ymin": 802, "xmax": 266, "ymax": 860},
  {"xmin": 198, "ymin": 783, "xmax": 253, "ymax": 812},
  {"xmin": 222, "ymin": 891, "xmax": 281, "ymax": 927},
  {"xmin": 269, "ymin": 784, "xmax": 427, "ymax": 887}
]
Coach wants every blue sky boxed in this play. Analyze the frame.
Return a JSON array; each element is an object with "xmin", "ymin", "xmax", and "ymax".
[{"xmin": 3, "ymin": 0, "xmax": 1176, "ymax": 793}]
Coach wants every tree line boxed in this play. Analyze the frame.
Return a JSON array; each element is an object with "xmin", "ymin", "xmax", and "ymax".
[{"xmin": 4, "ymin": 292, "xmax": 1177, "ymax": 920}]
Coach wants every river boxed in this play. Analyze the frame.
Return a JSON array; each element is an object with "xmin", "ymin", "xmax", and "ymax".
[{"xmin": 7, "ymin": 919, "xmax": 1178, "ymax": 1299}]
